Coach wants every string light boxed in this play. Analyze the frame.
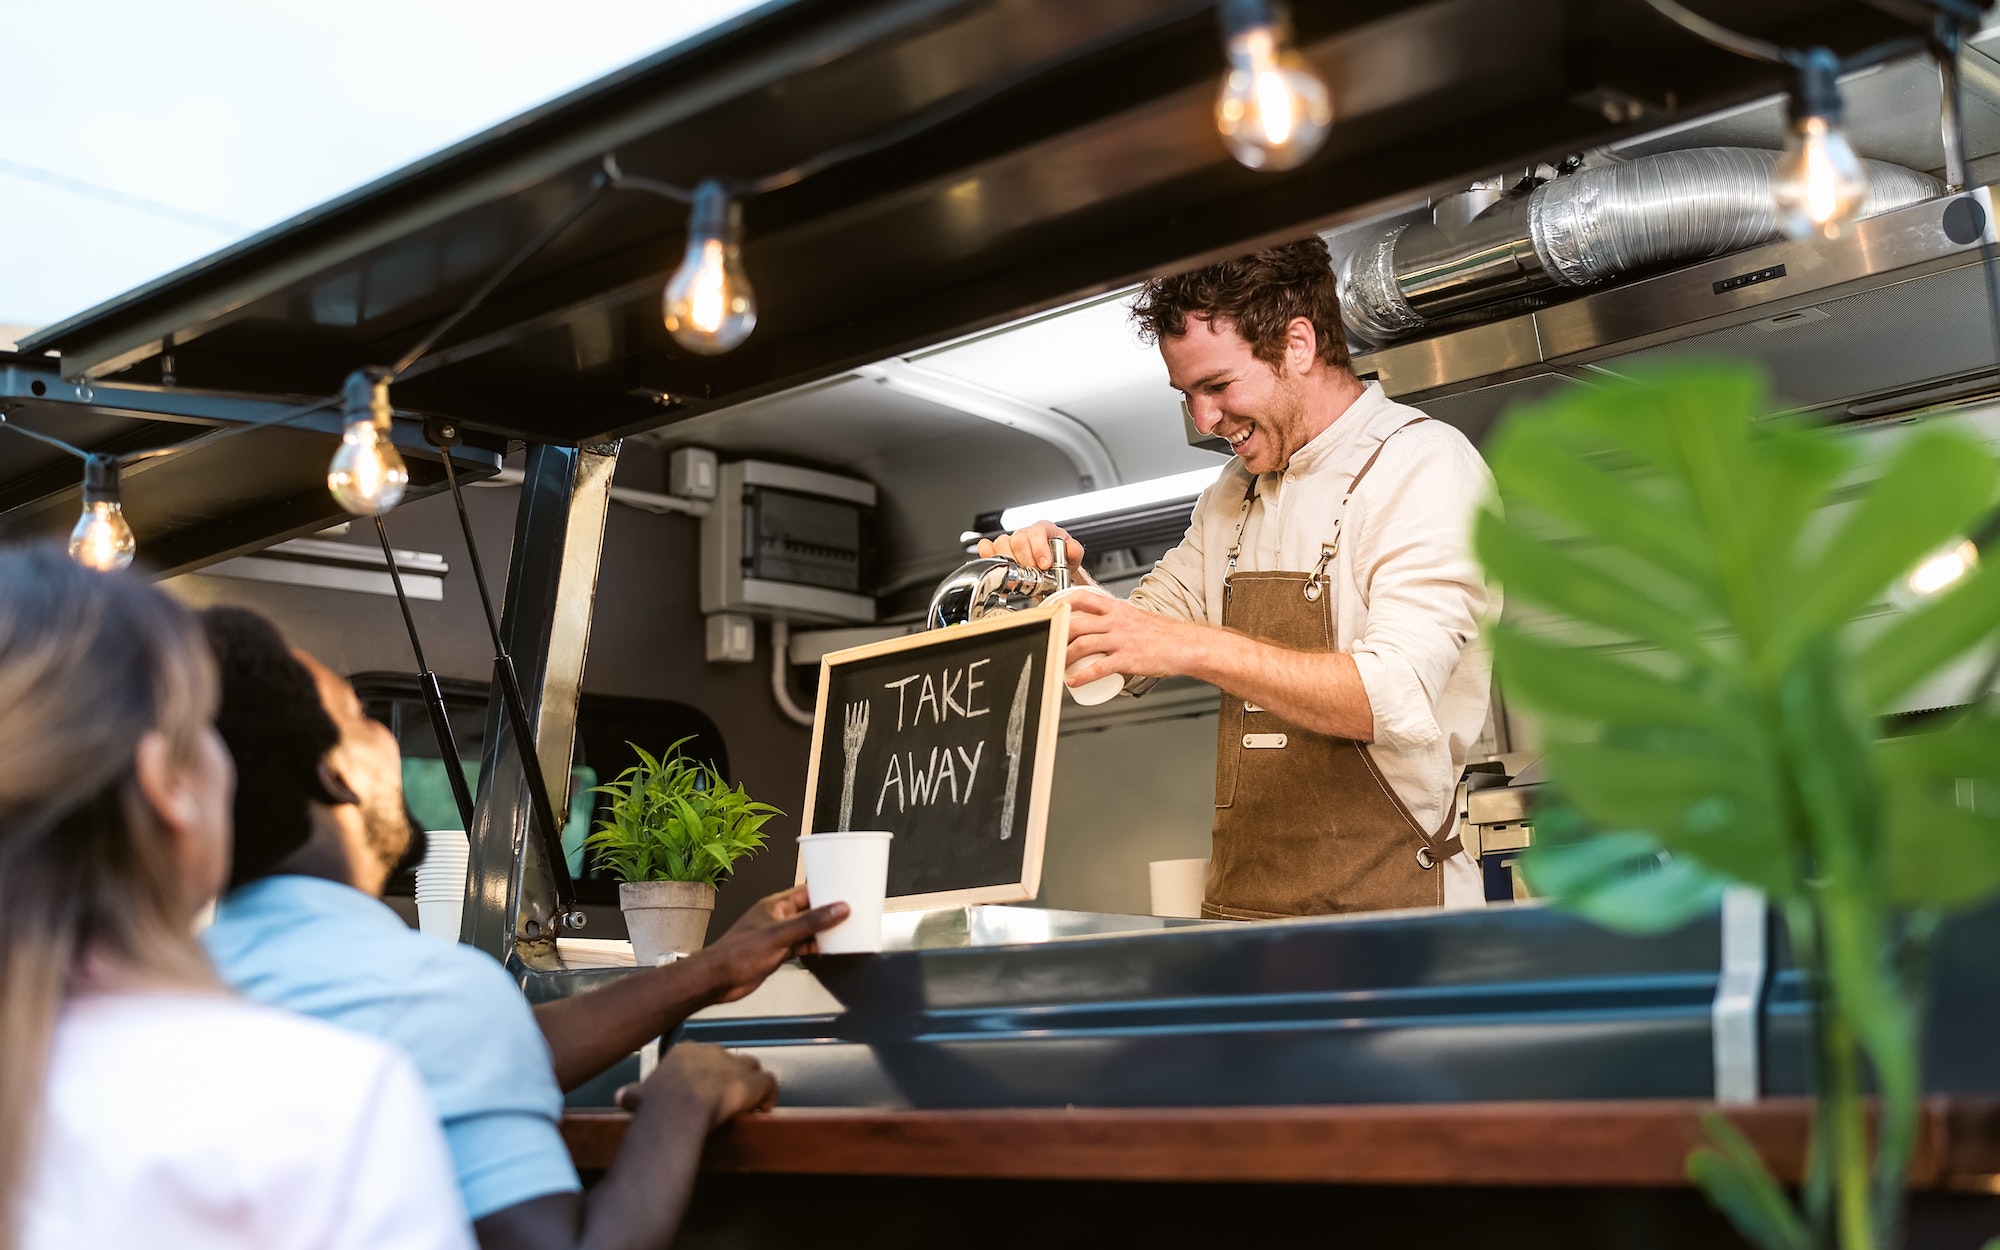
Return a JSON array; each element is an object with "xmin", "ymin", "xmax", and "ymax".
[
  {"xmin": 70, "ymin": 455, "xmax": 136, "ymax": 572},
  {"xmin": 327, "ymin": 369, "xmax": 410, "ymax": 515},
  {"xmin": 662, "ymin": 180, "xmax": 757, "ymax": 355},
  {"xmin": 1894, "ymin": 538, "xmax": 1980, "ymax": 609},
  {"xmin": 1773, "ymin": 48, "xmax": 1868, "ymax": 242},
  {"xmin": 1214, "ymin": 0, "xmax": 1331, "ymax": 172}
]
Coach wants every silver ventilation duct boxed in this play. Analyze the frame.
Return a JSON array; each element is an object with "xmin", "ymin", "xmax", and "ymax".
[{"xmin": 1340, "ymin": 148, "xmax": 1943, "ymax": 343}]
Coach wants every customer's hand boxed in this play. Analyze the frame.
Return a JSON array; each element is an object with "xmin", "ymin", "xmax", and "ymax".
[
  {"xmin": 617, "ymin": 1042, "xmax": 776, "ymax": 1129},
  {"xmin": 693, "ymin": 886, "xmax": 848, "ymax": 1005}
]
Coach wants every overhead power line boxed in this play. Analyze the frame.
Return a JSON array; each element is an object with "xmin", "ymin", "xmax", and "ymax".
[{"xmin": 0, "ymin": 155, "xmax": 248, "ymax": 235}]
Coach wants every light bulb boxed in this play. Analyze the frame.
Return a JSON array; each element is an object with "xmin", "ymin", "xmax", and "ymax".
[
  {"xmin": 1894, "ymin": 539, "xmax": 1979, "ymax": 609},
  {"xmin": 327, "ymin": 370, "xmax": 409, "ymax": 515},
  {"xmin": 662, "ymin": 180, "xmax": 756, "ymax": 355},
  {"xmin": 1215, "ymin": 0, "xmax": 1331, "ymax": 172},
  {"xmin": 69, "ymin": 456, "xmax": 135, "ymax": 572},
  {"xmin": 1773, "ymin": 50, "xmax": 1867, "ymax": 242}
]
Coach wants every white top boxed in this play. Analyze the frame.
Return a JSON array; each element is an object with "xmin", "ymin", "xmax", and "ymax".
[
  {"xmin": 1130, "ymin": 382, "xmax": 1498, "ymax": 899},
  {"xmin": 23, "ymin": 991, "xmax": 475, "ymax": 1250}
]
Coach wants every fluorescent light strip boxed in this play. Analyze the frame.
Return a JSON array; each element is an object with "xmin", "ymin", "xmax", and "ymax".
[{"xmin": 1000, "ymin": 465, "xmax": 1225, "ymax": 530}]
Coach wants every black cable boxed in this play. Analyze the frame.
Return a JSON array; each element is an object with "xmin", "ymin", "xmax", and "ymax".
[
  {"xmin": 1641, "ymin": 0, "xmax": 1936, "ymax": 74},
  {"xmin": 1639, "ymin": 0, "xmax": 1789, "ymax": 64},
  {"xmin": 437, "ymin": 446, "xmax": 581, "ymax": 924},
  {"xmin": 391, "ymin": 176, "xmax": 612, "ymax": 379},
  {"xmin": 602, "ymin": 4, "xmax": 1204, "ymax": 204},
  {"xmin": 607, "ymin": 173, "xmax": 693, "ymax": 203},
  {"xmin": 440, "ymin": 450, "xmax": 505, "ymax": 645},
  {"xmin": 741, "ymin": 14, "xmax": 1175, "ymax": 198},
  {"xmin": 0, "ymin": 413, "xmax": 90, "ymax": 461},
  {"xmin": 374, "ymin": 515, "xmax": 478, "ymax": 833},
  {"xmin": 115, "ymin": 393, "xmax": 343, "ymax": 466}
]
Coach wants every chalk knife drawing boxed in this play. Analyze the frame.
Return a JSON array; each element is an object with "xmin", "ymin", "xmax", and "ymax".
[
  {"xmin": 838, "ymin": 699, "xmax": 869, "ymax": 832},
  {"xmin": 999, "ymin": 656, "xmax": 1032, "ymax": 840}
]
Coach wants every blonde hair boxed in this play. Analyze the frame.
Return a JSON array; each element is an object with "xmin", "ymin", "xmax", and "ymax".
[{"xmin": 0, "ymin": 547, "xmax": 218, "ymax": 1250}]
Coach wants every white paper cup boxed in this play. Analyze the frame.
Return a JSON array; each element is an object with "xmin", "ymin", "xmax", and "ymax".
[
  {"xmin": 796, "ymin": 831, "xmax": 894, "ymax": 954},
  {"xmin": 1045, "ymin": 585, "xmax": 1125, "ymax": 706},
  {"xmin": 417, "ymin": 897, "xmax": 463, "ymax": 942},
  {"xmin": 1149, "ymin": 857, "xmax": 1209, "ymax": 918}
]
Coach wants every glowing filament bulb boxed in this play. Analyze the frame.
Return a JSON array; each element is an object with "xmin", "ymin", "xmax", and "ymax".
[
  {"xmin": 1215, "ymin": 0, "xmax": 1330, "ymax": 172},
  {"xmin": 1895, "ymin": 539, "xmax": 1980, "ymax": 609},
  {"xmin": 69, "ymin": 455, "xmax": 136, "ymax": 572},
  {"xmin": 1773, "ymin": 50, "xmax": 1867, "ymax": 242},
  {"xmin": 663, "ymin": 180, "xmax": 756, "ymax": 355},
  {"xmin": 327, "ymin": 371, "xmax": 409, "ymax": 516},
  {"xmin": 688, "ymin": 238, "xmax": 729, "ymax": 334}
]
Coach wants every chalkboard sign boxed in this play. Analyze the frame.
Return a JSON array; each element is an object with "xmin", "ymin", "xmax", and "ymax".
[{"xmin": 799, "ymin": 605, "xmax": 1069, "ymax": 910}]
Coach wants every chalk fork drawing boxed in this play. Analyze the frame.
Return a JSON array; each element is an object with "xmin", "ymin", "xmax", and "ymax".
[
  {"xmin": 999, "ymin": 656, "xmax": 1032, "ymax": 840},
  {"xmin": 838, "ymin": 699, "xmax": 869, "ymax": 832}
]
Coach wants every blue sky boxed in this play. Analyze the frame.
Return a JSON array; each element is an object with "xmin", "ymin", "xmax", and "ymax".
[{"xmin": 0, "ymin": 0, "xmax": 763, "ymax": 332}]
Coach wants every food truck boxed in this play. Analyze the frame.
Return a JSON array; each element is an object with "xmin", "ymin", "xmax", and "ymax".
[{"xmin": 3, "ymin": 1, "xmax": 1999, "ymax": 1242}]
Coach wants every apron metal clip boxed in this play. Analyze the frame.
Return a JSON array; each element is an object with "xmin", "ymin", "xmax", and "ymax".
[{"xmin": 1303, "ymin": 541, "xmax": 1336, "ymax": 602}]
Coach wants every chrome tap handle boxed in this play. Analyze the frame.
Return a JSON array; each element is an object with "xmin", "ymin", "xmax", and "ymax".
[{"xmin": 1051, "ymin": 537, "xmax": 1070, "ymax": 591}]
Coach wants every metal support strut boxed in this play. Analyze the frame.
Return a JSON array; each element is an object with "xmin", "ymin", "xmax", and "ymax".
[{"xmin": 462, "ymin": 441, "xmax": 618, "ymax": 969}]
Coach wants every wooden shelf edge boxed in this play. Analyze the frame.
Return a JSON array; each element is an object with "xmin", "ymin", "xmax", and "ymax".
[{"xmin": 562, "ymin": 1099, "xmax": 2000, "ymax": 1188}]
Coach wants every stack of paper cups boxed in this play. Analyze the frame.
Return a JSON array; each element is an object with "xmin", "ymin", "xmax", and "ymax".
[{"xmin": 414, "ymin": 830, "xmax": 469, "ymax": 942}]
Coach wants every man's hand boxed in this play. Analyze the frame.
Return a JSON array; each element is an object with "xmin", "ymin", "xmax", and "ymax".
[
  {"xmin": 616, "ymin": 1042, "xmax": 776, "ymax": 1130},
  {"xmin": 979, "ymin": 521, "xmax": 1087, "ymax": 577},
  {"xmin": 1062, "ymin": 592, "xmax": 1202, "ymax": 685},
  {"xmin": 690, "ymin": 886, "xmax": 848, "ymax": 1005}
]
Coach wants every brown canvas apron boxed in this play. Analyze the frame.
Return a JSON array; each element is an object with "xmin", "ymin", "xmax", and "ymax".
[{"xmin": 1203, "ymin": 418, "xmax": 1463, "ymax": 920}]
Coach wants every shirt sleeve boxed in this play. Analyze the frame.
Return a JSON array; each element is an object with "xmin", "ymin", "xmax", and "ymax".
[
  {"xmin": 324, "ymin": 1049, "xmax": 477, "ymax": 1250},
  {"xmin": 1127, "ymin": 468, "xmax": 1239, "ymax": 624},
  {"xmin": 406, "ymin": 951, "xmax": 583, "ymax": 1221},
  {"xmin": 1346, "ymin": 432, "xmax": 1495, "ymax": 752}
]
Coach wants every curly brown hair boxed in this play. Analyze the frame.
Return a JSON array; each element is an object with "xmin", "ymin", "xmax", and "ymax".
[{"xmin": 1129, "ymin": 236, "xmax": 1348, "ymax": 372}]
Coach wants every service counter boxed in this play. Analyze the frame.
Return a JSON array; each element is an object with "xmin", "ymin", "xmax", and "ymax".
[{"xmin": 553, "ymin": 900, "xmax": 2000, "ymax": 1247}]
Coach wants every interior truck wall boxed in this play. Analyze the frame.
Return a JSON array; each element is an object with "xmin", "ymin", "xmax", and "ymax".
[
  {"xmin": 165, "ymin": 445, "xmax": 810, "ymax": 932},
  {"xmin": 1038, "ymin": 712, "xmax": 1217, "ymax": 914}
]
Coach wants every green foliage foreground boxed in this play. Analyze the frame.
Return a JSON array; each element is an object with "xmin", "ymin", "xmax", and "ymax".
[
  {"xmin": 585, "ymin": 738, "xmax": 780, "ymax": 887},
  {"xmin": 1476, "ymin": 364, "xmax": 2000, "ymax": 1250}
]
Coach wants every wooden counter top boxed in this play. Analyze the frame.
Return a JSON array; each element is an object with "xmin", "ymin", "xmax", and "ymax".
[{"xmin": 564, "ymin": 1098, "xmax": 2000, "ymax": 1189}]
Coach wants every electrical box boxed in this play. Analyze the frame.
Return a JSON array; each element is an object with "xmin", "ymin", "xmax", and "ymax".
[
  {"xmin": 705, "ymin": 613, "xmax": 756, "ymax": 663},
  {"xmin": 700, "ymin": 460, "xmax": 877, "ymax": 623},
  {"xmin": 669, "ymin": 447, "xmax": 719, "ymax": 500}
]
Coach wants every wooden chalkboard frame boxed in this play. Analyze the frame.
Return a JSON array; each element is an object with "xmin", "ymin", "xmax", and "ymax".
[{"xmin": 797, "ymin": 603, "xmax": 1070, "ymax": 911}]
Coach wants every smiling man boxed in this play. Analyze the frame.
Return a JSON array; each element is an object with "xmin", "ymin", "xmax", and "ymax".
[{"xmin": 980, "ymin": 237, "xmax": 1496, "ymax": 919}]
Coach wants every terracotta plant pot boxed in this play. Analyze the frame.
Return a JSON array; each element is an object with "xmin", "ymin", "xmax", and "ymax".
[{"xmin": 619, "ymin": 880, "xmax": 717, "ymax": 966}]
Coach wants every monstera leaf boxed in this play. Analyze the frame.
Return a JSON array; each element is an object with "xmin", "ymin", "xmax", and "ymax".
[{"xmin": 1477, "ymin": 363, "xmax": 2000, "ymax": 1250}]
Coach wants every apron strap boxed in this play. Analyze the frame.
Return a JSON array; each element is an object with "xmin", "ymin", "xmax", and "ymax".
[
  {"xmin": 1347, "ymin": 416, "xmax": 1429, "ymax": 498},
  {"xmin": 1224, "ymin": 416, "xmax": 1428, "ymax": 578},
  {"xmin": 1414, "ymin": 819, "xmax": 1465, "ymax": 871}
]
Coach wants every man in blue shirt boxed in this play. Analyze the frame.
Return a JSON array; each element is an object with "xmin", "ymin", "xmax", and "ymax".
[{"xmin": 199, "ymin": 607, "xmax": 846, "ymax": 1250}]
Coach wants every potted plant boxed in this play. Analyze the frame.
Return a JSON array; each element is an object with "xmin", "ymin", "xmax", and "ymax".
[
  {"xmin": 585, "ymin": 738, "xmax": 782, "ymax": 966},
  {"xmin": 1478, "ymin": 363, "xmax": 2000, "ymax": 1250}
]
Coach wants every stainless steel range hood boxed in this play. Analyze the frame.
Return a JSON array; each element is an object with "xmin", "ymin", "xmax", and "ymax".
[{"xmin": 1354, "ymin": 188, "xmax": 2000, "ymax": 441}]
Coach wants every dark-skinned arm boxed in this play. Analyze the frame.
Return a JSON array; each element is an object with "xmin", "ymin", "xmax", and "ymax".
[
  {"xmin": 472, "ymin": 1043, "xmax": 773, "ymax": 1250},
  {"xmin": 533, "ymin": 887, "xmax": 847, "ymax": 1092}
]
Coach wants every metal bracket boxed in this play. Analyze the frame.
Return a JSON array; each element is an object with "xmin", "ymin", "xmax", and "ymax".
[{"xmin": 1711, "ymin": 885, "xmax": 1769, "ymax": 1105}]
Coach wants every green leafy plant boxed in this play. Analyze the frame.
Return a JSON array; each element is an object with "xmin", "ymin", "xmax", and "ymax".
[
  {"xmin": 1476, "ymin": 363, "xmax": 2000, "ymax": 1250},
  {"xmin": 584, "ymin": 738, "xmax": 781, "ymax": 887}
]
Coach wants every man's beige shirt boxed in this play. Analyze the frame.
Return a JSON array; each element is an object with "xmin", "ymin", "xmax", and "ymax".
[{"xmin": 1127, "ymin": 382, "xmax": 1499, "ymax": 890}]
